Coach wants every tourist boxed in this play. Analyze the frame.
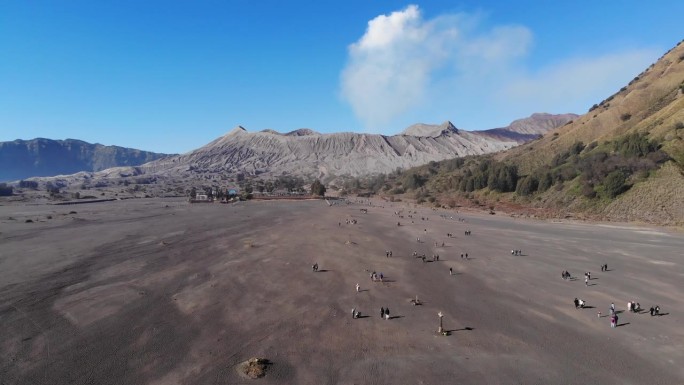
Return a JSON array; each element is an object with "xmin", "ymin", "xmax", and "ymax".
[
  {"xmin": 380, "ymin": 307, "xmax": 385, "ymax": 319},
  {"xmin": 574, "ymin": 298, "xmax": 579, "ymax": 309},
  {"xmin": 649, "ymin": 306, "xmax": 655, "ymax": 316},
  {"xmin": 385, "ymin": 307, "xmax": 390, "ymax": 320},
  {"xmin": 356, "ymin": 283, "xmax": 360, "ymax": 293},
  {"xmin": 449, "ymin": 267, "xmax": 453, "ymax": 275},
  {"xmin": 655, "ymin": 305, "xmax": 660, "ymax": 315},
  {"xmin": 610, "ymin": 303, "xmax": 615, "ymax": 315}
]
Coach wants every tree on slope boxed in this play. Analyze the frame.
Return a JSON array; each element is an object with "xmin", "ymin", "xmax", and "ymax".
[{"xmin": 310, "ymin": 179, "xmax": 326, "ymax": 196}]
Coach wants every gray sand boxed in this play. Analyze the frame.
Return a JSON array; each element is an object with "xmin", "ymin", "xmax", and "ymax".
[{"xmin": 1, "ymin": 198, "xmax": 682, "ymax": 384}]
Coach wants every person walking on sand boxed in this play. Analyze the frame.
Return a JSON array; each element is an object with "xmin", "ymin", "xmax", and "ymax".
[
  {"xmin": 380, "ymin": 307, "xmax": 385, "ymax": 319},
  {"xmin": 610, "ymin": 303, "xmax": 615, "ymax": 315},
  {"xmin": 385, "ymin": 307, "xmax": 390, "ymax": 320},
  {"xmin": 356, "ymin": 283, "xmax": 360, "ymax": 293},
  {"xmin": 449, "ymin": 267, "xmax": 453, "ymax": 275}
]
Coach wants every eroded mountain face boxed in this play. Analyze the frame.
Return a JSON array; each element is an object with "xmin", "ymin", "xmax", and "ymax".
[{"xmin": 139, "ymin": 113, "xmax": 576, "ymax": 181}]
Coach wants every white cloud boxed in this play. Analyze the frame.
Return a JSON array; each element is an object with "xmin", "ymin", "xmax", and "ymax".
[
  {"xmin": 500, "ymin": 50, "xmax": 659, "ymax": 113},
  {"xmin": 340, "ymin": 5, "xmax": 660, "ymax": 131}
]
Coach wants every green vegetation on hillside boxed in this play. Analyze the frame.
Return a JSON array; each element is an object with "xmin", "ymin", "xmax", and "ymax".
[{"xmin": 338, "ymin": 130, "xmax": 674, "ymax": 214}]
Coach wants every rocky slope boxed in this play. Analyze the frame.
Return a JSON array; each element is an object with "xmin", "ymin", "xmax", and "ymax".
[
  {"xmin": 0, "ymin": 138, "xmax": 171, "ymax": 181},
  {"xmin": 138, "ymin": 113, "xmax": 575, "ymax": 181}
]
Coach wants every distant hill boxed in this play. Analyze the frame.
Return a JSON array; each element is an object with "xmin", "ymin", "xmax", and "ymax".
[
  {"xmin": 134, "ymin": 113, "xmax": 574, "ymax": 182},
  {"xmin": 383, "ymin": 39, "xmax": 684, "ymax": 225},
  {"xmin": 0, "ymin": 138, "xmax": 172, "ymax": 181}
]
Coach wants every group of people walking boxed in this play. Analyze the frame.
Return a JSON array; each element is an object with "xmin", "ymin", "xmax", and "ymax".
[{"xmin": 565, "ymin": 266, "xmax": 665, "ymax": 329}]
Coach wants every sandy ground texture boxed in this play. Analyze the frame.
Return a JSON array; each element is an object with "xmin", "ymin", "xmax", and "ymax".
[{"xmin": 0, "ymin": 198, "xmax": 682, "ymax": 384}]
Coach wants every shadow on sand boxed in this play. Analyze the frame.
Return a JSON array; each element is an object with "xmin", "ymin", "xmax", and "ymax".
[
  {"xmin": 446, "ymin": 327, "xmax": 474, "ymax": 333},
  {"xmin": 617, "ymin": 322, "xmax": 630, "ymax": 327}
]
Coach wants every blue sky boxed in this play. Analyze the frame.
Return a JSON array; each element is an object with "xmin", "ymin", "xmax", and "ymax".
[{"xmin": 1, "ymin": 1, "xmax": 682, "ymax": 154}]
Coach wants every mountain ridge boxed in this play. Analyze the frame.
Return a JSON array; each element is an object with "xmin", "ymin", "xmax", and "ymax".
[
  {"xmin": 382, "ymin": 39, "xmax": 684, "ymax": 225},
  {"xmin": 137, "ymin": 113, "xmax": 576, "ymax": 181},
  {"xmin": 0, "ymin": 138, "xmax": 172, "ymax": 181}
]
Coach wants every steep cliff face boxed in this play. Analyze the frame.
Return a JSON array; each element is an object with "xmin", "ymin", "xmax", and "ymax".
[
  {"xmin": 141, "ymin": 113, "xmax": 574, "ymax": 180},
  {"xmin": 0, "ymin": 138, "xmax": 171, "ymax": 181}
]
